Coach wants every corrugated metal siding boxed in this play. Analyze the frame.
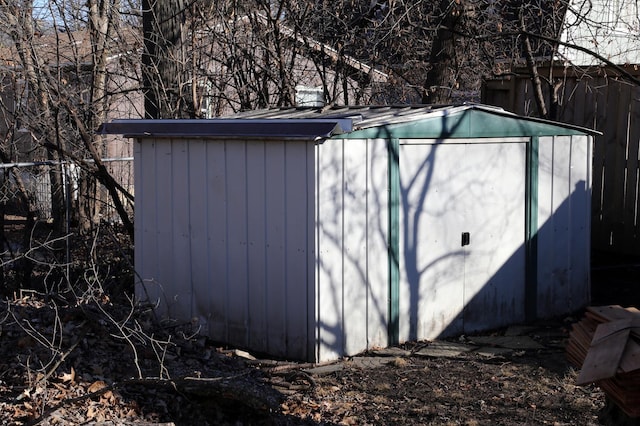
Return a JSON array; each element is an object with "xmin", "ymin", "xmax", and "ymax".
[
  {"xmin": 134, "ymin": 138, "xmax": 315, "ymax": 360},
  {"xmin": 536, "ymin": 135, "xmax": 592, "ymax": 317},
  {"xmin": 315, "ymin": 138, "xmax": 389, "ymax": 362}
]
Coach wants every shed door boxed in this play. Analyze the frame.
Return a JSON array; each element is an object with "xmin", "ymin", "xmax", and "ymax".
[{"xmin": 399, "ymin": 141, "xmax": 526, "ymax": 341}]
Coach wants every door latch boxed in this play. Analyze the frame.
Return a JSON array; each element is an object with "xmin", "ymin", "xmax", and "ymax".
[{"xmin": 461, "ymin": 232, "xmax": 470, "ymax": 247}]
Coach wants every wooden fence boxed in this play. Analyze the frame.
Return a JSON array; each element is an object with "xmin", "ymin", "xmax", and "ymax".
[{"xmin": 483, "ymin": 65, "xmax": 640, "ymax": 255}]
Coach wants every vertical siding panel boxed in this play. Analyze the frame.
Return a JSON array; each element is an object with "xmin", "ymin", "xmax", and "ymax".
[
  {"xmin": 206, "ymin": 142, "xmax": 228, "ymax": 340},
  {"xmin": 316, "ymin": 139, "xmax": 344, "ymax": 361},
  {"xmin": 569, "ymin": 135, "xmax": 591, "ymax": 310},
  {"xmin": 537, "ymin": 136, "xmax": 555, "ymax": 318},
  {"xmin": 264, "ymin": 142, "xmax": 287, "ymax": 357},
  {"xmin": 135, "ymin": 140, "xmax": 159, "ymax": 303},
  {"xmin": 551, "ymin": 136, "xmax": 572, "ymax": 315},
  {"xmin": 305, "ymin": 144, "xmax": 316, "ymax": 361},
  {"xmin": 171, "ymin": 138, "xmax": 192, "ymax": 321},
  {"xmin": 225, "ymin": 141, "xmax": 249, "ymax": 347},
  {"xmin": 313, "ymin": 143, "xmax": 321, "ymax": 362},
  {"xmin": 133, "ymin": 140, "xmax": 142, "ymax": 281},
  {"xmin": 367, "ymin": 139, "xmax": 389, "ymax": 350},
  {"xmin": 342, "ymin": 139, "xmax": 368, "ymax": 356},
  {"xmin": 188, "ymin": 140, "xmax": 210, "ymax": 328},
  {"xmin": 538, "ymin": 136, "xmax": 590, "ymax": 317},
  {"xmin": 284, "ymin": 141, "xmax": 313, "ymax": 360},
  {"xmin": 246, "ymin": 141, "xmax": 268, "ymax": 352},
  {"xmin": 154, "ymin": 140, "xmax": 175, "ymax": 318}
]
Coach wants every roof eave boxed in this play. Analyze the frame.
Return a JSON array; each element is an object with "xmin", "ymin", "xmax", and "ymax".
[{"xmin": 98, "ymin": 118, "xmax": 352, "ymax": 140}]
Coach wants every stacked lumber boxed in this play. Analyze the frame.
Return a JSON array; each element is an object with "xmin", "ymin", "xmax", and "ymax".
[{"xmin": 566, "ymin": 305, "xmax": 640, "ymax": 417}]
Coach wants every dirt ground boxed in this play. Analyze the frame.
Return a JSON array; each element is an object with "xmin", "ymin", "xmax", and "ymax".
[{"xmin": 0, "ymin": 250, "xmax": 639, "ymax": 425}]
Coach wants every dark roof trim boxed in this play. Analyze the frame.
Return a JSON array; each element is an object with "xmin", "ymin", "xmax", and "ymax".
[{"xmin": 98, "ymin": 119, "xmax": 353, "ymax": 140}]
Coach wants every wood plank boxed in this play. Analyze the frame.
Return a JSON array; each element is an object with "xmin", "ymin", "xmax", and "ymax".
[
  {"xmin": 599, "ymin": 379, "xmax": 640, "ymax": 417},
  {"xmin": 624, "ymin": 85, "xmax": 640, "ymax": 248},
  {"xmin": 591, "ymin": 80, "xmax": 611, "ymax": 250},
  {"xmin": 587, "ymin": 305, "xmax": 640, "ymax": 323},
  {"xmin": 602, "ymin": 82, "xmax": 631, "ymax": 251},
  {"xmin": 577, "ymin": 319, "xmax": 632, "ymax": 385},
  {"xmin": 560, "ymin": 78, "xmax": 577, "ymax": 124},
  {"xmin": 567, "ymin": 306, "xmax": 640, "ymax": 417},
  {"xmin": 630, "ymin": 85, "xmax": 640, "ymax": 253},
  {"xmin": 620, "ymin": 335, "xmax": 640, "ymax": 373}
]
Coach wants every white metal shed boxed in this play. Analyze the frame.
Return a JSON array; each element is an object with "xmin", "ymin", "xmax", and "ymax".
[{"xmin": 101, "ymin": 104, "xmax": 595, "ymax": 362}]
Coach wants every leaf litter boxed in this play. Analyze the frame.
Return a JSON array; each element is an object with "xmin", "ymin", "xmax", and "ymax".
[
  {"xmin": 0, "ymin": 291, "xmax": 614, "ymax": 425},
  {"xmin": 0, "ymin": 225, "xmax": 627, "ymax": 425}
]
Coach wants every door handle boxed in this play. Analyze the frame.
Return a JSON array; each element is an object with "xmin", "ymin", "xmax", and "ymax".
[{"xmin": 461, "ymin": 232, "xmax": 470, "ymax": 247}]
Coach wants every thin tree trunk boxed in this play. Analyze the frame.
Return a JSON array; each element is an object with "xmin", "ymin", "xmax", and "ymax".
[{"xmin": 521, "ymin": 13, "xmax": 549, "ymax": 119}]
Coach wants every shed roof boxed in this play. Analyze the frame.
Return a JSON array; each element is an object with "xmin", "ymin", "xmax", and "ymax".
[{"xmin": 99, "ymin": 104, "xmax": 598, "ymax": 140}]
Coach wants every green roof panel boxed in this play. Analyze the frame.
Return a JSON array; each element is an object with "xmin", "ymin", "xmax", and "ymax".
[{"xmin": 339, "ymin": 108, "xmax": 594, "ymax": 140}]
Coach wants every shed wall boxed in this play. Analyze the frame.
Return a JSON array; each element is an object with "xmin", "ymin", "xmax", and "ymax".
[
  {"xmin": 315, "ymin": 138, "xmax": 389, "ymax": 362},
  {"xmin": 134, "ymin": 138, "xmax": 316, "ymax": 360},
  {"xmin": 129, "ymin": 109, "xmax": 593, "ymax": 363},
  {"xmin": 536, "ymin": 135, "xmax": 592, "ymax": 317}
]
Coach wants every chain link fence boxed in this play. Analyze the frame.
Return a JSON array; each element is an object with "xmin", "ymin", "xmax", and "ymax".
[{"xmin": 0, "ymin": 158, "xmax": 134, "ymax": 223}]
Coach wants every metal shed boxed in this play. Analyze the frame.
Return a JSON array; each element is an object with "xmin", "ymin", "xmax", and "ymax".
[{"xmin": 101, "ymin": 104, "xmax": 595, "ymax": 362}]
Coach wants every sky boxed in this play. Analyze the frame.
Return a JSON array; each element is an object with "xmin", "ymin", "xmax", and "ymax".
[{"xmin": 32, "ymin": 0, "xmax": 53, "ymax": 22}]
